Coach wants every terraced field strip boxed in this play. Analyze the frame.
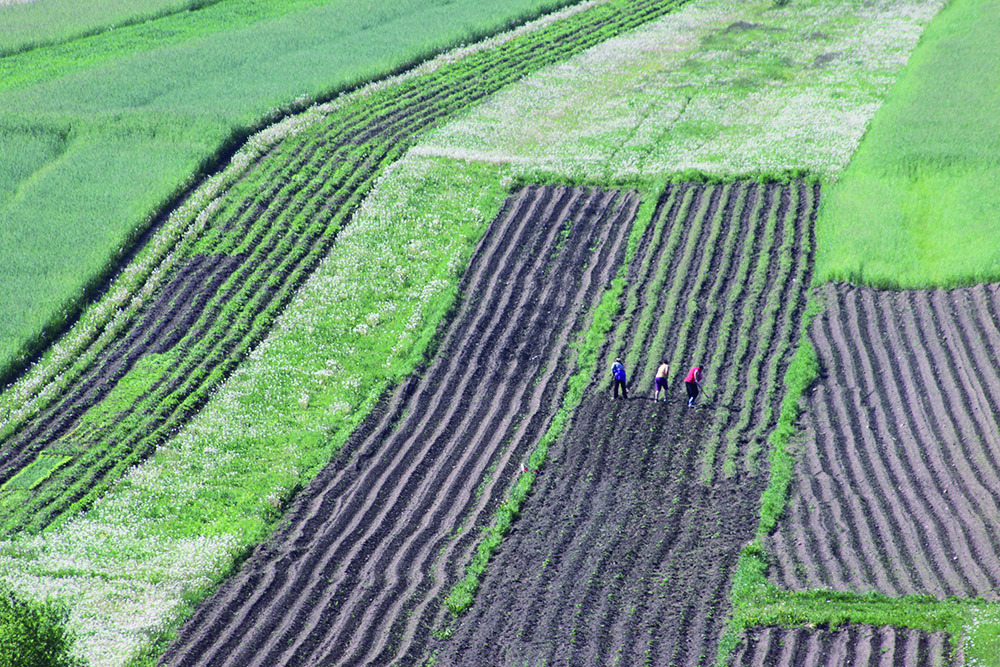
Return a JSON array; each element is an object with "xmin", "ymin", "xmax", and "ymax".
[
  {"xmin": 766, "ymin": 282, "xmax": 1000, "ymax": 600},
  {"xmin": 0, "ymin": 0, "xmax": 693, "ymax": 535},
  {"xmin": 158, "ymin": 185, "xmax": 637, "ymax": 667},
  {"xmin": 437, "ymin": 180, "xmax": 816, "ymax": 666},
  {"xmin": 730, "ymin": 626, "xmax": 953, "ymax": 666}
]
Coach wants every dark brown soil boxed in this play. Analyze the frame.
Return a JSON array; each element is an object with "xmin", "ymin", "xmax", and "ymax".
[
  {"xmin": 159, "ymin": 186, "xmax": 638, "ymax": 667},
  {"xmin": 430, "ymin": 181, "xmax": 816, "ymax": 666},
  {"xmin": 730, "ymin": 626, "xmax": 954, "ymax": 666},
  {"xmin": 767, "ymin": 283, "xmax": 1000, "ymax": 600}
]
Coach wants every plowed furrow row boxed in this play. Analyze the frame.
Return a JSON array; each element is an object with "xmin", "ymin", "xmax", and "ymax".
[
  {"xmin": 730, "ymin": 626, "xmax": 952, "ymax": 666},
  {"xmin": 159, "ymin": 186, "xmax": 637, "ymax": 667},
  {"xmin": 767, "ymin": 283, "xmax": 1000, "ymax": 600},
  {"xmin": 438, "ymin": 180, "xmax": 816, "ymax": 666}
]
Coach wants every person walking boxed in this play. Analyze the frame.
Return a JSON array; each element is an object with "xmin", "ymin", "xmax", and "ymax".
[
  {"xmin": 684, "ymin": 365, "xmax": 704, "ymax": 407},
  {"xmin": 612, "ymin": 358, "xmax": 628, "ymax": 399},
  {"xmin": 653, "ymin": 360, "xmax": 669, "ymax": 401}
]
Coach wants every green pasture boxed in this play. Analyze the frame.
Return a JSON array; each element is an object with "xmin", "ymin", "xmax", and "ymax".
[
  {"xmin": 0, "ymin": 0, "xmax": 225, "ymax": 57},
  {"xmin": 816, "ymin": 0, "xmax": 1000, "ymax": 288},
  {"xmin": 0, "ymin": 0, "xmax": 578, "ymax": 381}
]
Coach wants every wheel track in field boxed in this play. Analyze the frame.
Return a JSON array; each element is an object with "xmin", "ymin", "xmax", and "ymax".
[
  {"xmin": 0, "ymin": 0, "xmax": 691, "ymax": 532},
  {"xmin": 159, "ymin": 186, "xmax": 636, "ymax": 666},
  {"xmin": 767, "ymin": 283, "xmax": 1000, "ymax": 600},
  {"xmin": 730, "ymin": 626, "xmax": 953, "ymax": 666},
  {"xmin": 436, "ymin": 180, "xmax": 816, "ymax": 666}
]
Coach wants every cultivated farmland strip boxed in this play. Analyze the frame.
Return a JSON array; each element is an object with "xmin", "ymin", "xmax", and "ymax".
[
  {"xmin": 437, "ymin": 180, "xmax": 816, "ymax": 666},
  {"xmin": 159, "ymin": 186, "xmax": 636, "ymax": 666},
  {"xmin": 730, "ymin": 626, "xmax": 953, "ymax": 666},
  {"xmin": 0, "ymin": 0, "xmax": 695, "ymax": 536},
  {"xmin": 767, "ymin": 283, "xmax": 1000, "ymax": 600}
]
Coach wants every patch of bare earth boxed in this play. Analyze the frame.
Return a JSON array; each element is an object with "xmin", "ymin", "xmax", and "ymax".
[
  {"xmin": 767, "ymin": 283, "xmax": 1000, "ymax": 599},
  {"xmin": 433, "ymin": 181, "xmax": 816, "ymax": 666},
  {"xmin": 731, "ymin": 626, "xmax": 953, "ymax": 666},
  {"xmin": 159, "ymin": 186, "xmax": 638, "ymax": 666}
]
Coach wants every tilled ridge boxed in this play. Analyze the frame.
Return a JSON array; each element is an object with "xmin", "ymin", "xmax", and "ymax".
[
  {"xmin": 434, "ymin": 180, "xmax": 816, "ymax": 666},
  {"xmin": 730, "ymin": 626, "xmax": 953, "ymax": 666},
  {"xmin": 767, "ymin": 283, "xmax": 1000, "ymax": 600},
  {"xmin": 159, "ymin": 185, "xmax": 638, "ymax": 667}
]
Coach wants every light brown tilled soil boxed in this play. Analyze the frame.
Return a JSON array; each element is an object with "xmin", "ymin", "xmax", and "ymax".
[
  {"xmin": 159, "ymin": 185, "xmax": 638, "ymax": 667},
  {"xmin": 767, "ymin": 282, "xmax": 1000, "ymax": 599},
  {"xmin": 730, "ymin": 626, "xmax": 953, "ymax": 666}
]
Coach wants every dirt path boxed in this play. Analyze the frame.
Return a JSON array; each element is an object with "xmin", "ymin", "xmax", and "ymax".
[
  {"xmin": 433, "ymin": 180, "xmax": 816, "ymax": 666},
  {"xmin": 767, "ymin": 283, "xmax": 1000, "ymax": 600},
  {"xmin": 731, "ymin": 626, "xmax": 953, "ymax": 666},
  {"xmin": 159, "ymin": 186, "xmax": 637, "ymax": 667}
]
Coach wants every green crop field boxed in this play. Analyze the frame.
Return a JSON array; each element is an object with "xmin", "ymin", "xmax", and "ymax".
[
  {"xmin": 2, "ymin": 0, "xmax": 1000, "ymax": 664},
  {"xmin": 815, "ymin": 0, "xmax": 1000, "ymax": 288},
  {"xmin": 0, "ymin": 0, "xmax": 579, "ymax": 382}
]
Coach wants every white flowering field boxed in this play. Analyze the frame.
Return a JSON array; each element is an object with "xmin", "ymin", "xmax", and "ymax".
[{"xmin": 415, "ymin": 0, "xmax": 944, "ymax": 180}]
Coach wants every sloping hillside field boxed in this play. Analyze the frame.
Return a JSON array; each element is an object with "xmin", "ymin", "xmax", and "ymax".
[
  {"xmin": 768, "ymin": 282, "xmax": 1000, "ymax": 599},
  {"xmin": 434, "ymin": 180, "xmax": 816, "ymax": 665},
  {"xmin": 732, "ymin": 626, "xmax": 953, "ymax": 666},
  {"xmin": 0, "ymin": 0, "xmax": 689, "ymax": 535},
  {"xmin": 160, "ymin": 186, "xmax": 636, "ymax": 665}
]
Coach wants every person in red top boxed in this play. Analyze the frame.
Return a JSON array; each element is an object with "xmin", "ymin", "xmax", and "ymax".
[{"xmin": 684, "ymin": 365, "xmax": 704, "ymax": 407}]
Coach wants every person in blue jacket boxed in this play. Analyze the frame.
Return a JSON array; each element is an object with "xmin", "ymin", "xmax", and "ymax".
[{"xmin": 611, "ymin": 358, "xmax": 627, "ymax": 399}]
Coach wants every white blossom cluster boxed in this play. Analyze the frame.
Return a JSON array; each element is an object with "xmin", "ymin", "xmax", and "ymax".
[{"xmin": 414, "ymin": 0, "xmax": 945, "ymax": 180}]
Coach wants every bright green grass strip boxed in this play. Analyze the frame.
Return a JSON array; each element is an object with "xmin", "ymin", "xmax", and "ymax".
[
  {"xmin": 0, "ymin": 455, "xmax": 72, "ymax": 493},
  {"xmin": 444, "ymin": 178, "xmax": 664, "ymax": 617},
  {"xmin": 815, "ymin": 0, "xmax": 1000, "ymax": 288},
  {"xmin": 0, "ymin": 0, "xmax": 583, "ymax": 382}
]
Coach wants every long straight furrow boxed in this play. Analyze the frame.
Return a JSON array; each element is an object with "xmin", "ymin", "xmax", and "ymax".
[
  {"xmin": 438, "ymin": 180, "xmax": 816, "ymax": 666},
  {"xmin": 767, "ymin": 282, "xmax": 1000, "ymax": 600},
  {"xmin": 159, "ymin": 186, "xmax": 637, "ymax": 667},
  {"xmin": 0, "ymin": 0, "xmax": 696, "ymax": 533},
  {"xmin": 730, "ymin": 626, "xmax": 953, "ymax": 666}
]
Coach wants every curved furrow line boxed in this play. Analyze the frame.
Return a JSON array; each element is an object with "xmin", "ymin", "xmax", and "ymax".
[
  {"xmin": 720, "ymin": 183, "xmax": 797, "ymax": 472},
  {"xmin": 157, "ymin": 185, "xmax": 550, "ymax": 664},
  {"xmin": 683, "ymin": 183, "xmax": 749, "ymax": 393},
  {"xmin": 456, "ymin": 401, "xmax": 621, "ymax": 660},
  {"xmin": 943, "ymin": 290, "xmax": 1000, "ymax": 450},
  {"xmin": 924, "ymin": 290, "xmax": 1000, "ymax": 508},
  {"xmin": 892, "ymin": 290, "xmax": 1000, "ymax": 590},
  {"xmin": 886, "ymin": 291, "xmax": 1000, "ymax": 584},
  {"xmin": 321, "ymin": 191, "xmax": 634, "ymax": 665},
  {"xmin": 878, "ymin": 289, "xmax": 995, "ymax": 594},
  {"xmin": 731, "ymin": 627, "xmax": 954, "ymax": 667},
  {"xmin": 829, "ymin": 292, "xmax": 959, "ymax": 594},
  {"xmin": 606, "ymin": 185, "xmax": 683, "ymax": 375},
  {"xmin": 273, "ymin": 190, "xmax": 610, "ymax": 665},
  {"xmin": 380, "ymin": 193, "xmax": 642, "ymax": 665},
  {"xmin": 618, "ymin": 184, "xmax": 701, "ymax": 383},
  {"xmin": 809, "ymin": 311, "xmax": 930, "ymax": 595},
  {"xmin": 613, "ymin": 185, "xmax": 693, "ymax": 383},
  {"xmin": 188, "ymin": 186, "xmax": 575, "ymax": 667},
  {"xmin": 653, "ymin": 183, "xmax": 728, "ymax": 385},
  {"xmin": 743, "ymin": 181, "xmax": 816, "ymax": 462}
]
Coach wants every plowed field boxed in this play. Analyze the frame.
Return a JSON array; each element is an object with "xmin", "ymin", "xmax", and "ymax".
[
  {"xmin": 159, "ymin": 185, "xmax": 637, "ymax": 666},
  {"xmin": 434, "ymin": 180, "xmax": 817, "ymax": 665},
  {"xmin": 731, "ymin": 626, "xmax": 953, "ymax": 666},
  {"xmin": 767, "ymin": 283, "xmax": 1000, "ymax": 599}
]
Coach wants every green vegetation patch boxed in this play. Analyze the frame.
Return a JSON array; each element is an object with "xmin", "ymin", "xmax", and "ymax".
[
  {"xmin": 815, "ymin": 0, "xmax": 1000, "ymax": 288},
  {"xmin": 0, "ymin": 582, "xmax": 84, "ymax": 667},
  {"xmin": 0, "ymin": 0, "xmax": 581, "ymax": 382}
]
